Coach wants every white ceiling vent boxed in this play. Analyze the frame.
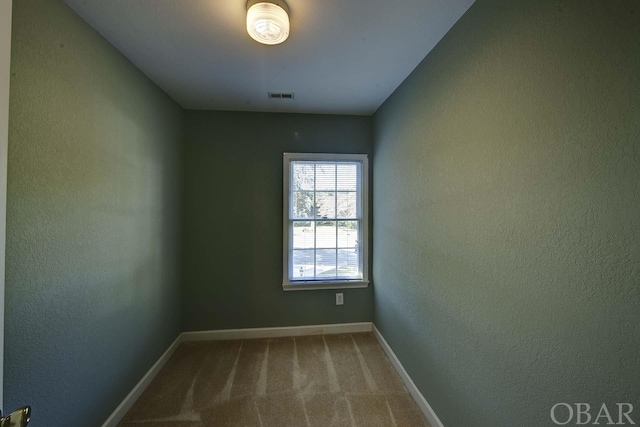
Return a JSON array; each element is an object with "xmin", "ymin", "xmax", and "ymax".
[{"xmin": 268, "ymin": 92, "xmax": 295, "ymax": 99}]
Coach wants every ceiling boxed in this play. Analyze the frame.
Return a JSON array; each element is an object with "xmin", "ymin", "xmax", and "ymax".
[{"xmin": 63, "ymin": 0, "xmax": 475, "ymax": 115}]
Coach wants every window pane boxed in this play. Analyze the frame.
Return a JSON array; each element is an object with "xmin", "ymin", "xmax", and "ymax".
[
  {"xmin": 292, "ymin": 162, "xmax": 314, "ymax": 191},
  {"xmin": 316, "ymin": 249, "xmax": 337, "ymax": 277},
  {"xmin": 338, "ymin": 221, "xmax": 358, "ymax": 248},
  {"xmin": 337, "ymin": 192, "xmax": 357, "ymax": 219},
  {"xmin": 338, "ymin": 249, "xmax": 360, "ymax": 277},
  {"xmin": 292, "ymin": 250, "xmax": 315, "ymax": 279},
  {"xmin": 285, "ymin": 155, "xmax": 367, "ymax": 286},
  {"xmin": 292, "ymin": 191, "xmax": 314, "ymax": 219},
  {"xmin": 293, "ymin": 221, "xmax": 314, "ymax": 249},
  {"xmin": 316, "ymin": 221, "xmax": 336, "ymax": 248},
  {"xmin": 337, "ymin": 163, "xmax": 358, "ymax": 191},
  {"xmin": 316, "ymin": 192, "xmax": 336, "ymax": 219},
  {"xmin": 316, "ymin": 163, "xmax": 336, "ymax": 191}
]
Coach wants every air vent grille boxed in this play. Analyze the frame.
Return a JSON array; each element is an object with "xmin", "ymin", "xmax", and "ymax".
[{"xmin": 268, "ymin": 92, "xmax": 294, "ymax": 99}]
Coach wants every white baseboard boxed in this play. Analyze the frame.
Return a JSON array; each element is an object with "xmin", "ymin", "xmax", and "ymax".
[
  {"xmin": 101, "ymin": 334, "xmax": 182, "ymax": 427},
  {"xmin": 373, "ymin": 325, "xmax": 444, "ymax": 427},
  {"xmin": 102, "ymin": 322, "xmax": 443, "ymax": 427},
  {"xmin": 181, "ymin": 322, "xmax": 373, "ymax": 342}
]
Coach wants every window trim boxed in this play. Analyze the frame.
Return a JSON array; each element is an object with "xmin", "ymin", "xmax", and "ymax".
[{"xmin": 282, "ymin": 152, "xmax": 369, "ymax": 291}]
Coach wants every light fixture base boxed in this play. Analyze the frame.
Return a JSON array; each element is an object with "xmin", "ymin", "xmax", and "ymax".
[{"xmin": 246, "ymin": 0, "xmax": 289, "ymax": 16}]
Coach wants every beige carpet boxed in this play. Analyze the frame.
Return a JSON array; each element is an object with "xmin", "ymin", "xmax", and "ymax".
[{"xmin": 119, "ymin": 333, "xmax": 430, "ymax": 427}]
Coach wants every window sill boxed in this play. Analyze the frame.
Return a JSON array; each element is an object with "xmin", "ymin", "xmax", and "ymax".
[{"xmin": 282, "ymin": 280, "xmax": 369, "ymax": 291}]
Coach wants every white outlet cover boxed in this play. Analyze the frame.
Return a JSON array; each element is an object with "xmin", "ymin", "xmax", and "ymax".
[{"xmin": 336, "ymin": 293, "xmax": 344, "ymax": 305}]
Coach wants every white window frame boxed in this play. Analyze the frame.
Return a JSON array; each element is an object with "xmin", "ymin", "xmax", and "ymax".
[{"xmin": 283, "ymin": 152, "xmax": 369, "ymax": 291}]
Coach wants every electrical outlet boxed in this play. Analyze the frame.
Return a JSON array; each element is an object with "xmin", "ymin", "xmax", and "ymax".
[{"xmin": 336, "ymin": 293, "xmax": 344, "ymax": 305}]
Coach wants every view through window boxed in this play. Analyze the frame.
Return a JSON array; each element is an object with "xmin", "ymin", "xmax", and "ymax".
[{"xmin": 283, "ymin": 153, "xmax": 368, "ymax": 290}]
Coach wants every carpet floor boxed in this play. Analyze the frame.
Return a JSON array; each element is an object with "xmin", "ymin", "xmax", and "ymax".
[{"xmin": 119, "ymin": 333, "xmax": 430, "ymax": 427}]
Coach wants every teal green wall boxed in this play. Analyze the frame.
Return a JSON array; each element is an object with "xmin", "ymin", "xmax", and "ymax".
[
  {"xmin": 373, "ymin": 1, "xmax": 639, "ymax": 426},
  {"xmin": 5, "ymin": 1, "xmax": 183, "ymax": 425},
  {"xmin": 182, "ymin": 111, "xmax": 373, "ymax": 331}
]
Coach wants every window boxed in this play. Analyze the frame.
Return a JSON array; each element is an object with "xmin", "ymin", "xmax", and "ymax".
[{"xmin": 283, "ymin": 153, "xmax": 369, "ymax": 291}]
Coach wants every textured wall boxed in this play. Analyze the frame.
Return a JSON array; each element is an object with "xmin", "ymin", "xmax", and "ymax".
[
  {"xmin": 373, "ymin": 1, "xmax": 639, "ymax": 426},
  {"xmin": 182, "ymin": 111, "xmax": 373, "ymax": 331},
  {"xmin": 5, "ymin": 0, "xmax": 183, "ymax": 425},
  {"xmin": 0, "ymin": 0, "xmax": 13, "ymax": 410}
]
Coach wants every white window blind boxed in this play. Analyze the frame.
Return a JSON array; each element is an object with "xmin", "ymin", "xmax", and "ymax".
[{"xmin": 283, "ymin": 153, "xmax": 369, "ymax": 291}]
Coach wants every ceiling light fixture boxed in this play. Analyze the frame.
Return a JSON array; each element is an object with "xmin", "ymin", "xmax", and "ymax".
[{"xmin": 246, "ymin": 0, "xmax": 290, "ymax": 45}]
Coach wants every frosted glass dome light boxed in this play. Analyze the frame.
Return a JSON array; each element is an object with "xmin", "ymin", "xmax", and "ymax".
[{"xmin": 246, "ymin": 1, "xmax": 290, "ymax": 45}]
